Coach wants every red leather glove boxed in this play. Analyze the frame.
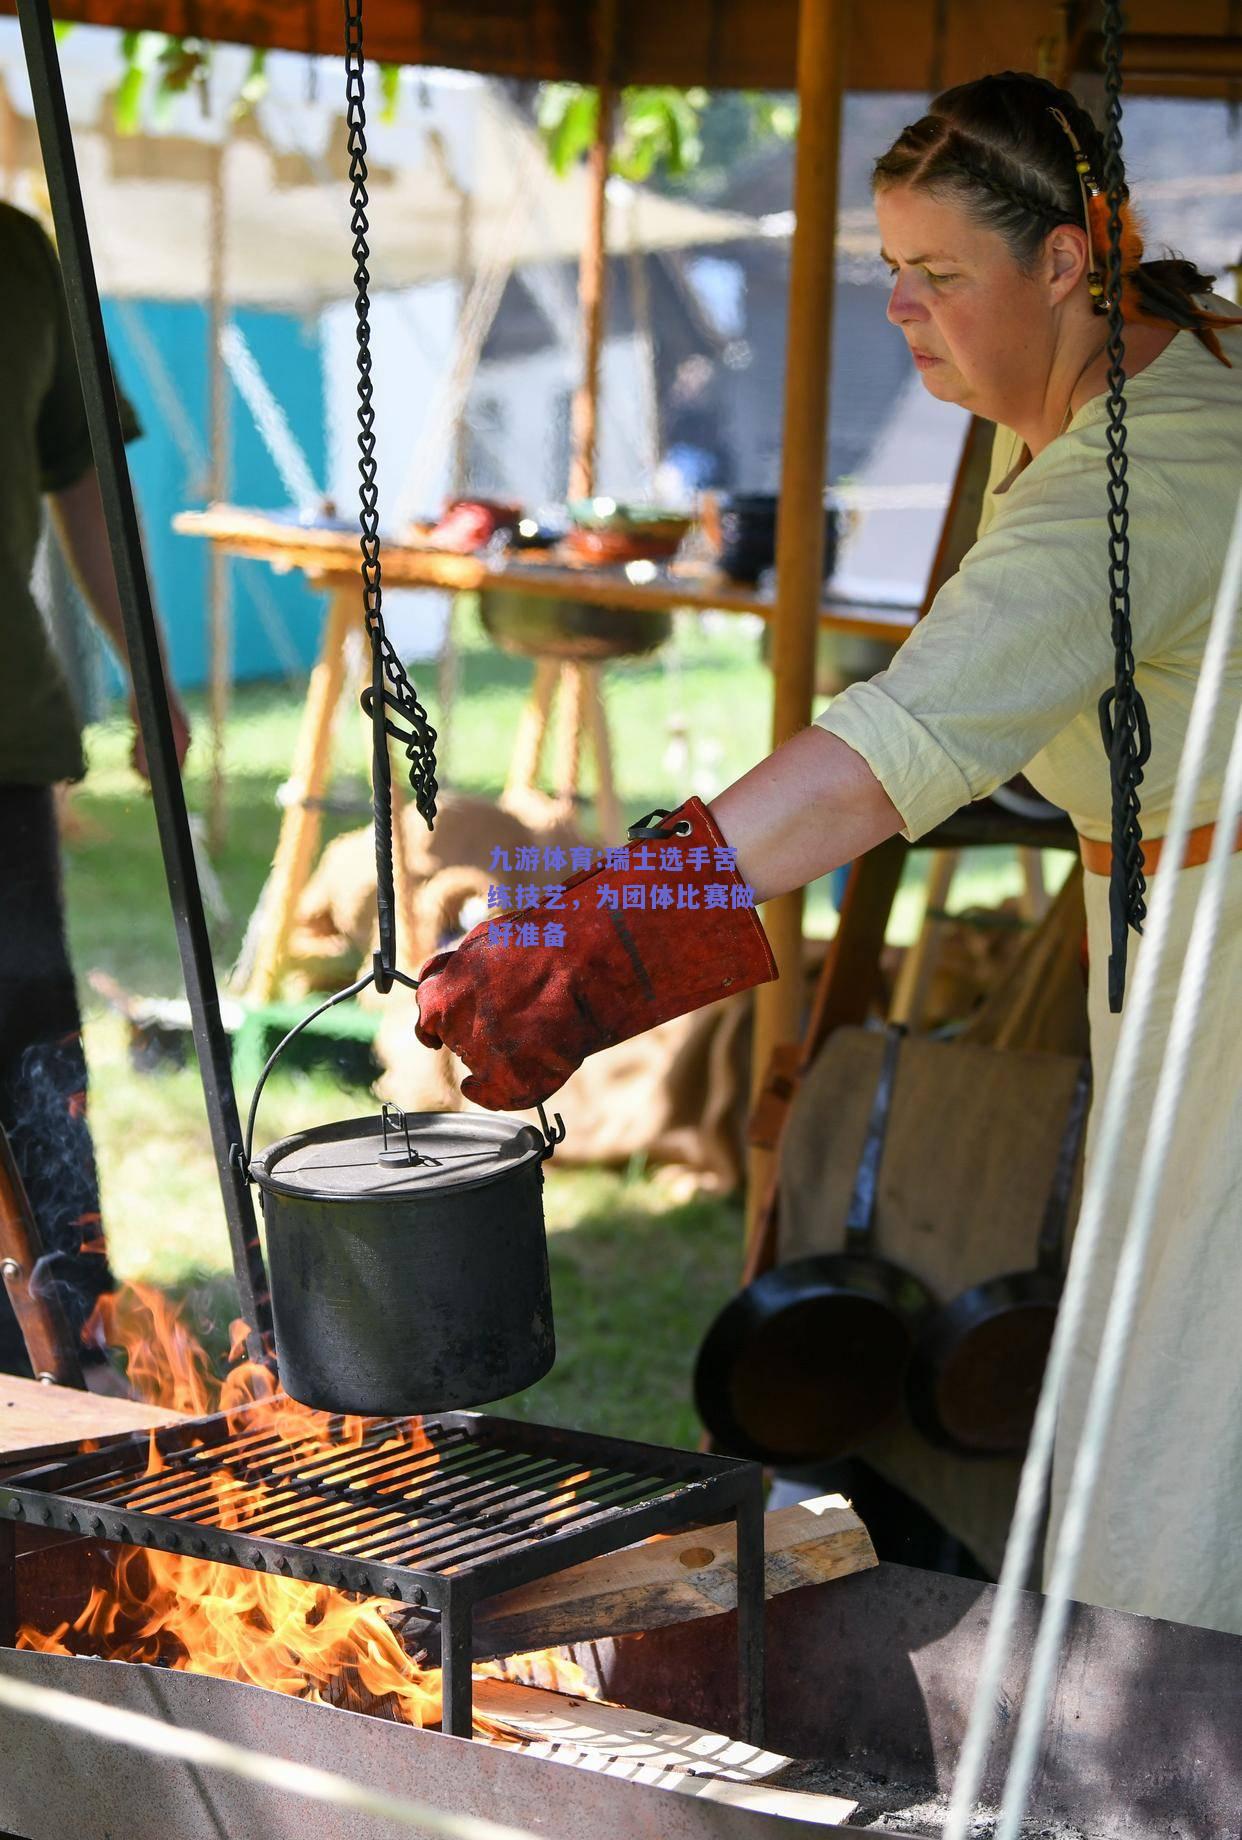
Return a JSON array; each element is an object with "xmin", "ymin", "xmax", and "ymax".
[{"xmin": 414, "ymin": 797, "xmax": 777, "ymax": 1110}]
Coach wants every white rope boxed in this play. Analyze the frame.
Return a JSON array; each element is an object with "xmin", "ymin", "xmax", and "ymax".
[
  {"xmin": 944, "ymin": 487, "xmax": 1242, "ymax": 1840},
  {"xmin": 0, "ymin": 1667, "xmax": 540, "ymax": 1840},
  {"xmin": 219, "ymin": 320, "xmax": 322, "ymax": 517},
  {"xmin": 112, "ymin": 299, "xmax": 210, "ymax": 492},
  {"xmin": 994, "ymin": 498, "xmax": 1242, "ymax": 1839}
]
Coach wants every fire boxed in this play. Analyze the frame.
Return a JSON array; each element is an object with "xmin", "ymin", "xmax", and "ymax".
[{"xmin": 18, "ymin": 1281, "xmax": 590, "ymax": 1727}]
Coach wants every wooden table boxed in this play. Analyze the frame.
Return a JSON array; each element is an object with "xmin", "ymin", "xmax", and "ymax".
[{"xmin": 175, "ymin": 506, "xmax": 919, "ymax": 1002}]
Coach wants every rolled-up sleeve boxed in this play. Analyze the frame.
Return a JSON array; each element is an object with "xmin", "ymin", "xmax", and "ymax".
[{"xmin": 813, "ymin": 439, "xmax": 1190, "ymax": 841}]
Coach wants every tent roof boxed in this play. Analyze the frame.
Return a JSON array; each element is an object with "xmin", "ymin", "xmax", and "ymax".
[
  {"xmin": 1, "ymin": 77, "xmax": 764, "ymax": 306},
  {"xmin": 1, "ymin": 0, "xmax": 1238, "ymax": 99}
]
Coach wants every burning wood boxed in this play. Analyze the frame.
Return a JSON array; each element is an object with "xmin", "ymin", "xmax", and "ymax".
[{"xmin": 7, "ymin": 1281, "xmax": 776, "ymax": 1741}]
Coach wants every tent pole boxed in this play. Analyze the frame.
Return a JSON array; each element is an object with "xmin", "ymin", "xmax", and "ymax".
[
  {"xmin": 15, "ymin": 0, "xmax": 272, "ymax": 1361},
  {"xmin": 207, "ymin": 141, "xmax": 232, "ymax": 855},
  {"xmin": 567, "ymin": 0, "xmax": 617, "ymax": 502},
  {"xmin": 746, "ymin": 0, "xmax": 848, "ymax": 1250}
]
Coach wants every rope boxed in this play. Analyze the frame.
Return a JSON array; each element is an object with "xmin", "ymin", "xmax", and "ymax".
[
  {"xmin": 1096, "ymin": 0, "xmax": 1151, "ymax": 1013},
  {"xmin": 0, "ymin": 1666, "xmax": 540, "ymax": 1840},
  {"xmin": 219, "ymin": 320, "xmax": 323, "ymax": 517},
  {"xmin": 943, "ymin": 489, "xmax": 1242, "ymax": 1840},
  {"xmin": 343, "ymin": 0, "xmax": 438, "ymax": 986}
]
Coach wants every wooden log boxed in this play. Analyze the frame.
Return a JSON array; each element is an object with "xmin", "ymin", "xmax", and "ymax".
[
  {"xmin": 472, "ymin": 1679, "xmax": 859, "ymax": 1824},
  {"xmin": 407, "ymin": 1493, "xmax": 876, "ymax": 1664}
]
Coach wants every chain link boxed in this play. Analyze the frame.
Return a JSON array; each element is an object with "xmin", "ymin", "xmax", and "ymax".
[
  {"xmin": 344, "ymin": 0, "xmax": 438, "ymax": 976},
  {"xmin": 1095, "ymin": 0, "xmax": 1151, "ymax": 1013}
]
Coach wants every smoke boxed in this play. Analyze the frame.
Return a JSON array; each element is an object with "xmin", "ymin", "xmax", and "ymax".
[{"xmin": 4, "ymin": 1031, "xmax": 112, "ymax": 1346}]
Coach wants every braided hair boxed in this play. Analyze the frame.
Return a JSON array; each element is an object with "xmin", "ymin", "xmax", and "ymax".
[{"xmin": 873, "ymin": 71, "xmax": 1236, "ymax": 356}]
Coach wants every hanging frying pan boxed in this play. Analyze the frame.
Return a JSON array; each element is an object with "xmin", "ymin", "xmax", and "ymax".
[
  {"xmin": 694, "ymin": 1025, "xmax": 934, "ymax": 1465},
  {"xmin": 904, "ymin": 1059, "xmax": 1091, "ymax": 1457}
]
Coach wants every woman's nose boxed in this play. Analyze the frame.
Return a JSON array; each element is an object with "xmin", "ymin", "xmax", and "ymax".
[{"xmin": 886, "ymin": 272, "xmax": 926, "ymax": 325}]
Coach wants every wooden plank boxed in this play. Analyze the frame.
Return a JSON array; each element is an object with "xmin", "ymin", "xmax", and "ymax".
[
  {"xmin": 467, "ymin": 1493, "xmax": 875, "ymax": 1660},
  {"xmin": 0, "ymin": 1374, "xmax": 181, "ymax": 1462},
  {"xmin": 473, "ymin": 1679, "xmax": 859, "ymax": 1825}
]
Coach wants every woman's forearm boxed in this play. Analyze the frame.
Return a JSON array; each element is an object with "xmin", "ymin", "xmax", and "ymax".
[{"xmin": 708, "ymin": 725, "xmax": 904, "ymax": 904}]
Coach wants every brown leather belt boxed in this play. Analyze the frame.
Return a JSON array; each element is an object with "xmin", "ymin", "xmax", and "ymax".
[{"xmin": 1079, "ymin": 816, "xmax": 1242, "ymax": 876}]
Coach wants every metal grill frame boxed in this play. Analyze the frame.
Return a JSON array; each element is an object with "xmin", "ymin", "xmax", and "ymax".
[{"xmin": 0, "ymin": 1405, "xmax": 765, "ymax": 1740}]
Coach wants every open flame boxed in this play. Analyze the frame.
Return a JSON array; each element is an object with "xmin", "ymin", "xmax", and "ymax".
[{"xmin": 17, "ymin": 1282, "xmax": 589, "ymax": 1726}]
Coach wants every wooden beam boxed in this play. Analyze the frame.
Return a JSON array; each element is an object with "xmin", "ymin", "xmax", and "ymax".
[
  {"xmin": 747, "ymin": 0, "xmax": 847, "ymax": 1248},
  {"xmin": 6, "ymin": 0, "xmax": 1241, "ymax": 99}
]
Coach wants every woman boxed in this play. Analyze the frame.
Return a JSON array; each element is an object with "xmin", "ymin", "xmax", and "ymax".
[{"xmin": 416, "ymin": 73, "xmax": 1242, "ymax": 1634}]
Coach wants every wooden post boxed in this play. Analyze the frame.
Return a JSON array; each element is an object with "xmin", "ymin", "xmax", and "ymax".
[
  {"xmin": 746, "ymin": 0, "xmax": 848, "ymax": 1249},
  {"xmin": 206, "ymin": 143, "xmax": 232, "ymax": 856},
  {"xmin": 567, "ymin": 0, "xmax": 617, "ymax": 502},
  {"xmin": 246, "ymin": 587, "xmax": 353, "ymax": 1003}
]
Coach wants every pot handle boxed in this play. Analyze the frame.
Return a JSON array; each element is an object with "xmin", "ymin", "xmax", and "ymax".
[
  {"xmin": 234, "ymin": 966, "xmax": 567, "ymax": 1179},
  {"xmin": 1035, "ymin": 1059, "xmax": 1093, "ymax": 1276},
  {"xmin": 235, "ymin": 968, "xmax": 401, "ymax": 1177},
  {"xmin": 843, "ymin": 1023, "xmax": 906, "ymax": 1255}
]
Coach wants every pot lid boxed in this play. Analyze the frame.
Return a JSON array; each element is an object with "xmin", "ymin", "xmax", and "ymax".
[{"xmin": 249, "ymin": 1109, "xmax": 547, "ymax": 1202}]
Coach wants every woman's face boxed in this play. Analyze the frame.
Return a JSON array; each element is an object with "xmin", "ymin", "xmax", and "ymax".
[{"xmin": 875, "ymin": 183, "xmax": 1078, "ymax": 426}]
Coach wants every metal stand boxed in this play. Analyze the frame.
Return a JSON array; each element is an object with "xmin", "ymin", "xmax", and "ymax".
[{"xmin": 15, "ymin": 0, "xmax": 272, "ymax": 1361}]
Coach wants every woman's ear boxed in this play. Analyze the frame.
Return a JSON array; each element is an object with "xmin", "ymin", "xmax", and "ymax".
[{"xmin": 1046, "ymin": 224, "xmax": 1089, "ymax": 304}]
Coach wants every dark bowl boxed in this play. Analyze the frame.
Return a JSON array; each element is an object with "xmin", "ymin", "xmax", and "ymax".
[{"xmin": 718, "ymin": 496, "xmax": 839, "ymax": 586}]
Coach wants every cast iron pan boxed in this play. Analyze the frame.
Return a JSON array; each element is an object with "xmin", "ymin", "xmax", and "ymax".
[
  {"xmin": 694, "ymin": 1025, "xmax": 934, "ymax": 1465},
  {"xmin": 904, "ymin": 1059, "xmax": 1091, "ymax": 1457}
]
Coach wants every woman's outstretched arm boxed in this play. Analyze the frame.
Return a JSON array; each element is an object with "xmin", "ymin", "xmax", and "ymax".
[{"xmin": 709, "ymin": 725, "xmax": 905, "ymax": 904}]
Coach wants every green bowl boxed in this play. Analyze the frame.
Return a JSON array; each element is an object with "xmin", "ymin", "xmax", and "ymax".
[{"xmin": 566, "ymin": 496, "xmax": 692, "ymax": 541}]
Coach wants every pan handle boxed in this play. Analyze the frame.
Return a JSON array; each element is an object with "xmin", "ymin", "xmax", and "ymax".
[
  {"xmin": 1036, "ymin": 1058, "xmax": 1093, "ymax": 1276},
  {"xmin": 843, "ymin": 1023, "xmax": 906, "ymax": 1255}
]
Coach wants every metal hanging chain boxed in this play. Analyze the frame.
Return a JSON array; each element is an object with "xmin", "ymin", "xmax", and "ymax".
[
  {"xmin": 344, "ymin": 0, "xmax": 438, "ymax": 984},
  {"xmin": 1095, "ymin": 0, "xmax": 1151, "ymax": 1014}
]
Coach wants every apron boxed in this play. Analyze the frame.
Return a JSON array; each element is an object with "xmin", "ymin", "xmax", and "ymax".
[{"xmin": 1047, "ymin": 851, "xmax": 1242, "ymax": 1632}]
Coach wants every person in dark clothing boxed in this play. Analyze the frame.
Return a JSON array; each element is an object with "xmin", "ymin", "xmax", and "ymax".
[{"xmin": 0, "ymin": 201, "xmax": 189, "ymax": 1377}]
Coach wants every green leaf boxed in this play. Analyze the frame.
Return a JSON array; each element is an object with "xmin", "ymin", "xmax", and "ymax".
[
  {"xmin": 114, "ymin": 63, "xmax": 145, "ymax": 135},
  {"xmin": 231, "ymin": 45, "xmax": 268, "ymax": 120},
  {"xmin": 52, "ymin": 21, "xmax": 76, "ymax": 43},
  {"xmin": 536, "ymin": 83, "xmax": 598, "ymax": 177},
  {"xmin": 379, "ymin": 62, "xmax": 400, "ymax": 124}
]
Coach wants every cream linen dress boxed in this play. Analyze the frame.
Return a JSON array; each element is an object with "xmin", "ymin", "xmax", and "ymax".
[{"xmin": 814, "ymin": 318, "xmax": 1242, "ymax": 1633}]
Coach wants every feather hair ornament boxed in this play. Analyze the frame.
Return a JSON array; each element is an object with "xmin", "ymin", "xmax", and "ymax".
[{"xmin": 1050, "ymin": 105, "xmax": 1242, "ymax": 365}]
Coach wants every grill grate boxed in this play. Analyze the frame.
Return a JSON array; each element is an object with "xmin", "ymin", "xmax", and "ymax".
[{"xmin": 0, "ymin": 1406, "xmax": 765, "ymax": 1740}]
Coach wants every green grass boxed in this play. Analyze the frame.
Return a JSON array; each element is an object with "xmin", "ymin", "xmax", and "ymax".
[{"xmin": 61, "ymin": 599, "xmax": 1065, "ymax": 1445}]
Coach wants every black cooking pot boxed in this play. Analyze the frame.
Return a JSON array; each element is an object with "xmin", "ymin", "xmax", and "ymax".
[
  {"xmin": 904, "ymin": 1060, "xmax": 1091, "ymax": 1457},
  {"xmin": 694, "ymin": 1026, "xmax": 934, "ymax": 1465},
  {"xmin": 240, "ymin": 976, "xmax": 563, "ymax": 1417}
]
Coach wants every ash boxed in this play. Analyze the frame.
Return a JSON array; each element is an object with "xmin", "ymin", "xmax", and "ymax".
[{"xmin": 774, "ymin": 1761, "xmax": 1100, "ymax": 1839}]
